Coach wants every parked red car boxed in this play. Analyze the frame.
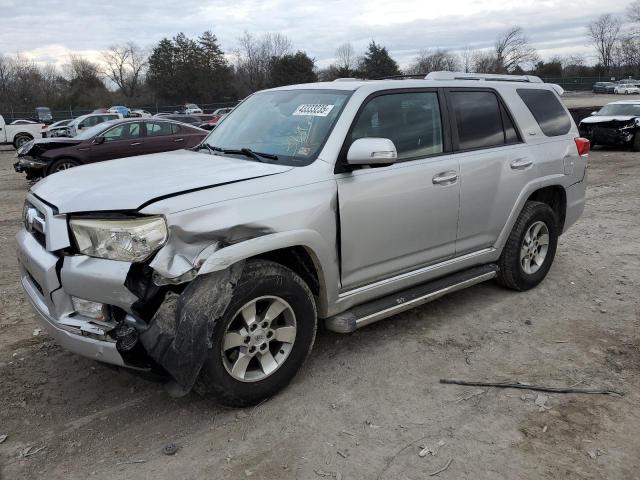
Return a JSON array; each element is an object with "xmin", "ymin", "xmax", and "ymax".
[{"xmin": 14, "ymin": 118, "xmax": 208, "ymax": 178}]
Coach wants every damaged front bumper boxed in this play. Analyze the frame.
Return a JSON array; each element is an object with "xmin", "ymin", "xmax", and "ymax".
[
  {"xmin": 579, "ymin": 123, "xmax": 636, "ymax": 146},
  {"xmin": 13, "ymin": 156, "xmax": 47, "ymax": 174}
]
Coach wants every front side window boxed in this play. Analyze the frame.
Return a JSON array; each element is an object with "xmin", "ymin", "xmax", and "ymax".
[
  {"xmin": 517, "ymin": 88, "xmax": 571, "ymax": 136},
  {"xmin": 449, "ymin": 91, "xmax": 508, "ymax": 150},
  {"xmin": 349, "ymin": 91, "xmax": 443, "ymax": 160},
  {"xmin": 204, "ymin": 89, "xmax": 351, "ymax": 166},
  {"xmin": 103, "ymin": 122, "xmax": 140, "ymax": 141}
]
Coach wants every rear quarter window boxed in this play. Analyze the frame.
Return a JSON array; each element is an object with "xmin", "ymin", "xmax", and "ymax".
[{"xmin": 517, "ymin": 88, "xmax": 571, "ymax": 136}]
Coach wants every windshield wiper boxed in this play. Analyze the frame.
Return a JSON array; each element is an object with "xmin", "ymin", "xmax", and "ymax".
[{"xmin": 195, "ymin": 144, "xmax": 278, "ymax": 162}]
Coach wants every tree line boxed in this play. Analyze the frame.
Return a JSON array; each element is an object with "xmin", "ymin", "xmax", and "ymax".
[{"xmin": 3, "ymin": 5, "xmax": 640, "ymax": 114}]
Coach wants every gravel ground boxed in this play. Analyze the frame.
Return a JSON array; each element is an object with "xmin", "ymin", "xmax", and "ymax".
[{"xmin": 0, "ymin": 145, "xmax": 639, "ymax": 480}]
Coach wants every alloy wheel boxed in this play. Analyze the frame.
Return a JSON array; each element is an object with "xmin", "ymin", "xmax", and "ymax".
[
  {"xmin": 520, "ymin": 221, "xmax": 549, "ymax": 275},
  {"xmin": 221, "ymin": 296, "xmax": 297, "ymax": 382}
]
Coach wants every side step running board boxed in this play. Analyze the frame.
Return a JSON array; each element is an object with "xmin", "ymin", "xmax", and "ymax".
[{"xmin": 324, "ymin": 264, "xmax": 498, "ymax": 333}]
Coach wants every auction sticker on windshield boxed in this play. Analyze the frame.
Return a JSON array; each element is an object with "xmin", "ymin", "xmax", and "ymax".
[{"xmin": 293, "ymin": 104, "xmax": 335, "ymax": 117}]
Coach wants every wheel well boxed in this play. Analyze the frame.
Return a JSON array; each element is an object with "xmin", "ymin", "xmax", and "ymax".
[
  {"xmin": 253, "ymin": 246, "xmax": 321, "ymax": 297},
  {"xmin": 527, "ymin": 186, "xmax": 566, "ymax": 232}
]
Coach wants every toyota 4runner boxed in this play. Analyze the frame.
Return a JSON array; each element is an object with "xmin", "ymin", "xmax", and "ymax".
[{"xmin": 17, "ymin": 72, "xmax": 588, "ymax": 407}]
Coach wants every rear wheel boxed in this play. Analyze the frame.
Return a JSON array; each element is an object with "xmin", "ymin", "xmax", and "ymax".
[
  {"xmin": 13, "ymin": 134, "xmax": 32, "ymax": 149},
  {"xmin": 46, "ymin": 158, "xmax": 80, "ymax": 175},
  {"xmin": 196, "ymin": 260, "xmax": 317, "ymax": 407},
  {"xmin": 497, "ymin": 201, "xmax": 558, "ymax": 291}
]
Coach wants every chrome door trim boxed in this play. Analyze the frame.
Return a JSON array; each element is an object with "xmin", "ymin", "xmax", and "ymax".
[{"xmin": 338, "ymin": 248, "xmax": 495, "ymax": 299}]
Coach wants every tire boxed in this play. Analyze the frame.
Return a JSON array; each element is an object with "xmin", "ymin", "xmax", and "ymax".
[
  {"xmin": 13, "ymin": 134, "xmax": 32, "ymax": 149},
  {"xmin": 497, "ymin": 201, "xmax": 558, "ymax": 291},
  {"xmin": 46, "ymin": 158, "xmax": 80, "ymax": 176},
  {"xmin": 196, "ymin": 260, "xmax": 317, "ymax": 407},
  {"xmin": 632, "ymin": 134, "xmax": 640, "ymax": 152}
]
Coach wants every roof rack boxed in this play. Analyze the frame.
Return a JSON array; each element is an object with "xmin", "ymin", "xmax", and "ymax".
[
  {"xmin": 333, "ymin": 78, "xmax": 362, "ymax": 82},
  {"xmin": 375, "ymin": 74, "xmax": 428, "ymax": 80},
  {"xmin": 425, "ymin": 71, "xmax": 543, "ymax": 83}
]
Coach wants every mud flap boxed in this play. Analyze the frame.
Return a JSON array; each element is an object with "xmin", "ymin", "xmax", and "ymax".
[{"xmin": 139, "ymin": 261, "xmax": 245, "ymax": 390}]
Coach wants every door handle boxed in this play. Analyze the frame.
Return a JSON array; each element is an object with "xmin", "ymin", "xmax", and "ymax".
[
  {"xmin": 130, "ymin": 142, "xmax": 142, "ymax": 146},
  {"xmin": 510, "ymin": 158, "xmax": 533, "ymax": 170},
  {"xmin": 432, "ymin": 171, "xmax": 458, "ymax": 185},
  {"xmin": 174, "ymin": 138, "xmax": 184, "ymax": 142}
]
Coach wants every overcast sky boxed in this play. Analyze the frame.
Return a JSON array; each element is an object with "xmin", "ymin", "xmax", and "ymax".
[{"xmin": 0, "ymin": 0, "xmax": 631, "ymax": 69}]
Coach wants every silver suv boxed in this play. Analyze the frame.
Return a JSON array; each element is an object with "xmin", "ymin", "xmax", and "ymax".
[{"xmin": 17, "ymin": 72, "xmax": 588, "ymax": 406}]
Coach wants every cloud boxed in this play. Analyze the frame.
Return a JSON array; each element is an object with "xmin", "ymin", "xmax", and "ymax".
[{"xmin": 0, "ymin": 0, "xmax": 630, "ymax": 68}]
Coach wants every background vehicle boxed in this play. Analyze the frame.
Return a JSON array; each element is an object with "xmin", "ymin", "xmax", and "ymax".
[
  {"xmin": 10, "ymin": 119, "xmax": 38, "ymax": 125},
  {"xmin": 579, "ymin": 100, "xmax": 640, "ymax": 149},
  {"xmin": 16, "ymin": 72, "xmax": 588, "ymax": 407},
  {"xmin": 108, "ymin": 106, "xmax": 131, "ymax": 117},
  {"xmin": 0, "ymin": 114, "xmax": 43, "ymax": 148},
  {"xmin": 35, "ymin": 107, "xmax": 53, "ymax": 124},
  {"xmin": 130, "ymin": 109, "xmax": 152, "ymax": 118},
  {"xmin": 42, "ymin": 119, "xmax": 73, "ymax": 138},
  {"xmin": 199, "ymin": 107, "xmax": 234, "ymax": 130},
  {"xmin": 614, "ymin": 83, "xmax": 640, "ymax": 94},
  {"xmin": 162, "ymin": 114, "xmax": 204, "ymax": 126},
  {"xmin": 176, "ymin": 103, "xmax": 203, "ymax": 114},
  {"xmin": 66, "ymin": 113, "xmax": 122, "ymax": 137},
  {"xmin": 592, "ymin": 82, "xmax": 615, "ymax": 93},
  {"xmin": 14, "ymin": 118, "xmax": 207, "ymax": 178}
]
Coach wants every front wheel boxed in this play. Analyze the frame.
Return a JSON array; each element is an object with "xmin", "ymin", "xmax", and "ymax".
[
  {"xmin": 46, "ymin": 158, "xmax": 80, "ymax": 175},
  {"xmin": 196, "ymin": 260, "xmax": 317, "ymax": 407},
  {"xmin": 13, "ymin": 134, "xmax": 32, "ymax": 149},
  {"xmin": 497, "ymin": 201, "xmax": 558, "ymax": 291}
]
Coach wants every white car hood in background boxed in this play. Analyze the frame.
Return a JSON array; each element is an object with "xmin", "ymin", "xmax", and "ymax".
[
  {"xmin": 580, "ymin": 115, "xmax": 637, "ymax": 124},
  {"xmin": 32, "ymin": 149, "xmax": 293, "ymax": 213}
]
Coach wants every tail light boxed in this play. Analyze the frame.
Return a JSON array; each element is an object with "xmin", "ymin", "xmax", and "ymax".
[{"xmin": 575, "ymin": 137, "xmax": 590, "ymax": 157}]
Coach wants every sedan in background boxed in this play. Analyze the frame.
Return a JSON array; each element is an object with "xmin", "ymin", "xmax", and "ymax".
[
  {"xmin": 13, "ymin": 118, "xmax": 208, "ymax": 178},
  {"xmin": 162, "ymin": 114, "xmax": 204, "ymax": 126},
  {"xmin": 66, "ymin": 113, "xmax": 122, "ymax": 137},
  {"xmin": 199, "ymin": 107, "xmax": 234, "ymax": 130},
  {"xmin": 592, "ymin": 82, "xmax": 615, "ymax": 93},
  {"xmin": 108, "ymin": 105, "xmax": 131, "ymax": 117},
  {"xmin": 614, "ymin": 83, "xmax": 640, "ymax": 94},
  {"xmin": 579, "ymin": 100, "xmax": 640, "ymax": 150}
]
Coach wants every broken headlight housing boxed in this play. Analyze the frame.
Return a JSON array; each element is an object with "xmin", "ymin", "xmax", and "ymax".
[{"xmin": 69, "ymin": 216, "xmax": 168, "ymax": 262}]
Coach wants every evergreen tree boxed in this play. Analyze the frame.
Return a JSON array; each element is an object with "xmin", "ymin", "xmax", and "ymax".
[
  {"xmin": 269, "ymin": 51, "xmax": 317, "ymax": 87},
  {"xmin": 358, "ymin": 41, "xmax": 401, "ymax": 79}
]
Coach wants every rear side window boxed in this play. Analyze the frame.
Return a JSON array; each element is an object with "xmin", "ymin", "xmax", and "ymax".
[
  {"xmin": 145, "ymin": 121, "xmax": 174, "ymax": 137},
  {"xmin": 517, "ymin": 88, "xmax": 571, "ymax": 136},
  {"xmin": 448, "ymin": 90, "xmax": 518, "ymax": 150},
  {"xmin": 350, "ymin": 91, "xmax": 443, "ymax": 160}
]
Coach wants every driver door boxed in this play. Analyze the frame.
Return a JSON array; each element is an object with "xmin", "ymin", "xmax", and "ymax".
[
  {"xmin": 336, "ymin": 90, "xmax": 460, "ymax": 289},
  {"xmin": 90, "ymin": 122, "xmax": 143, "ymax": 163}
]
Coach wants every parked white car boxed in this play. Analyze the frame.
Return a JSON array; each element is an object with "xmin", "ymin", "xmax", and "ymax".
[
  {"xmin": 66, "ymin": 113, "xmax": 122, "ymax": 137},
  {"xmin": 614, "ymin": 83, "xmax": 640, "ymax": 95},
  {"xmin": 0, "ymin": 114, "xmax": 43, "ymax": 148},
  {"xmin": 42, "ymin": 119, "xmax": 73, "ymax": 138},
  {"xmin": 182, "ymin": 103, "xmax": 203, "ymax": 114}
]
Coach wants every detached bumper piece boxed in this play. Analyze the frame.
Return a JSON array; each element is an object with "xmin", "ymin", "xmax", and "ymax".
[{"xmin": 14, "ymin": 157, "xmax": 47, "ymax": 174}]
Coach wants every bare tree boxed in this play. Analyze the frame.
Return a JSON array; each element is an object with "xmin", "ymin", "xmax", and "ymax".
[
  {"xmin": 472, "ymin": 50, "xmax": 498, "ymax": 73},
  {"xmin": 460, "ymin": 46, "xmax": 475, "ymax": 73},
  {"xmin": 587, "ymin": 14, "xmax": 622, "ymax": 71},
  {"xmin": 335, "ymin": 43, "xmax": 357, "ymax": 72},
  {"xmin": 407, "ymin": 49, "xmax": 460, "ymax": 74},
  {"xmin": 101, "ymin": 42, "xmax": 147, "ymax": 100},
  {"xmin": 234, "ymin": 32, "xmax": 293, "ymax": 93},
  {"xmin": 494, "ymin": 26, "xmax": 539, "ymax": 73}
]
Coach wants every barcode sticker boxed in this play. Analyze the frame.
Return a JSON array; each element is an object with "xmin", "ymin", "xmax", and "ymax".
[{"xmin": 292, "ymin": 104, "xmax": 335, "ymax": 117}]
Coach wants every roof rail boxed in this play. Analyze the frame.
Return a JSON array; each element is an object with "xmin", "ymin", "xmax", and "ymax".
[
  {"xmin": 425, "ymin": 71, "xmax": 543, "ymax": 83},
  {"xmin": 375, "ymin": 74, "xmax": 428, "ymax": 80},
  {"xmin": 333, "ymin": 78, "xmax": 362, "ymax": 82}
]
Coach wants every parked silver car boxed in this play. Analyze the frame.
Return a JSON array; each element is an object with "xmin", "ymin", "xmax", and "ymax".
[{"xmin": 17, "ymin": 72, "xmax": 588, "ymax": 406}]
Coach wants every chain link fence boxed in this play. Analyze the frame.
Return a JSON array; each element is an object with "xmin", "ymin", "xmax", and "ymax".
[{"xmin": 1, "ymin": 101, "xmax": 239, "ymax": 123}]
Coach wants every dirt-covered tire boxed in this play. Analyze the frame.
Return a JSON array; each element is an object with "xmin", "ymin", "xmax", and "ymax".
[
  {"xmin": 196, "ymin": 260, "xmax": 317, "ymax": 407},
  {"xmin": 497, "ymin": 201, "xmax": 558, "ymax": 291},
  {"xmin": 13, "ymin": 134, "xmax": 32, "ymax": 149},
  {"xmin": 46, "ymin": 158, "xmax": 80, "ymax": 176}
]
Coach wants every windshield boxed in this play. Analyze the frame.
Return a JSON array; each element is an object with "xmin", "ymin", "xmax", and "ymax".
[
  {"xmin": 597, "ymin": 103, "xmax": 640, "ymax": 116},
  {"xmin": 204, "ymin": 89, "xmax": 352, "ymax": 166}
]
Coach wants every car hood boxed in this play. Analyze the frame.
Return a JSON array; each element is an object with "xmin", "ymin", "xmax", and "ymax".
[
  {"xmin": 580, "ymin": 115, "xmax": 638, "ymax": 124},
  {"xmin": 31, "ymin": 149, "xmax": 293, "ymax": 213}
]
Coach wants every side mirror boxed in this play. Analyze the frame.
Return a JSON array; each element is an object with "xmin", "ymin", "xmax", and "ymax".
[
  {"xmin": 93, "ymin": 136, "xmax": 105, "ymax": 145},
  {"xmin": 346, "ymin": 138, "xmax": 398, "ymax": 166}
]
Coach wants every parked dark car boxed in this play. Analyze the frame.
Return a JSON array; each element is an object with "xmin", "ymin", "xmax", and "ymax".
[
  {"xmin": 14, "ymin": 118, "xmax": 208, "ymax": 178},
  {"xmin": 163, "ymin": 114, "xmax": 204, "ymax": 126},
  {"xmin": 592, "ymin": 82, "xmax": 615, "ymax": 93},
  {"xmin": 578, "ymin": 100, "xmax": 640, "ymax": 150}
]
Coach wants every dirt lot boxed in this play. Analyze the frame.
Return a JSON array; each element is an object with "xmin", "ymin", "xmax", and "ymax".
[{"xmin": 0, "ymin": 144, "xmax": 639, "ymax": 480}]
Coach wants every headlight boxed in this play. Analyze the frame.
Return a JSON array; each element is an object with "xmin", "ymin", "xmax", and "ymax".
[{"xmin": 69, "ymin": 216, "xmax": 168, "ymax": 262}]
